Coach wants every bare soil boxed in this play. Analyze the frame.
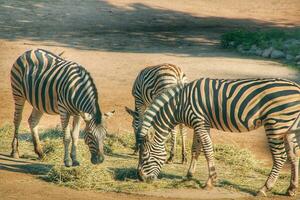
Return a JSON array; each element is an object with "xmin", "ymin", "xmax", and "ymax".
[{"xmin": 0, "ymin": 0, "xmax": 299, "ymax": 199}]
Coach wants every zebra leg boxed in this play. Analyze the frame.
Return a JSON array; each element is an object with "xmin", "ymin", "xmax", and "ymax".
[
  {"xmin": 11, "ymin": 98, "xmax": 25, "ymax": 158},
  {"xmin": 198, "ymin": 128, "xmax": 216, "ymax": 189},
  {"xmin": 60, "ymin": 112, "xmax": 71, "ymax": 167},
  {"xmin": 285, "ymin": 133, "xmax": 299, "ymax": 196},
  {"xmin": 71, "ymin": 115, "xmax": 81, "ymax": 166},
  {"xmin": 180, "ymin": 124, "xmax": 188, "ymax": 164},
  {"xmin": 166, "ymin": 128, "xmax": 177, "ymax": 164},
  {"xmin": 257, "ymin": 136, "xmax": 287, "ymax": 197},
  {"xmin": 186, "ymin": 132, "xmax": 201, "ymax": 179},
  {"xmin": 133, "ymin": 132, "xmax": 139, "ymax": 155},
  {"xmin": 28, "ymin": 108, "xmax": 44, "ymax": 159}
]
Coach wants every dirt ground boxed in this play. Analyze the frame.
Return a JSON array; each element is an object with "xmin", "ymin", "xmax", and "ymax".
[{"xmin": 0, "ymin": 0, "xmax": 300, "ymax": 199}]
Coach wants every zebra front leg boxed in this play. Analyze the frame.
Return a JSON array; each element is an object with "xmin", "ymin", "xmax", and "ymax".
[
  {"xmin": 180, "ymin": 124, "xmax": 188, "ymax": 164},
  {"xmin": 11, "ymin": 98, "xmax": 25, "ymax": 158},
  {"xmin": 60, "ymin": 112, "xmax": 72, "ymax": 167},
  {"xmin": 285, "ymin": 133, "xmax": 299, "ymax": 196},
  {"xmin": 71, "ymin": 115, "xmax": 81, "ymax": 166},
  {"xmin": 187, "ymin": 132, "xmax": 201, "ymax": 179},
  {"xmin": 166, "ymin": 128, "xmax": 177, "ymax": 164},
  {"xmin": 257, "ymin": 136, "xmax": 287, "ymax": 196},
  {"xmin": 28, "ymin": 108, "xmax": 44, "ymax": 159}
]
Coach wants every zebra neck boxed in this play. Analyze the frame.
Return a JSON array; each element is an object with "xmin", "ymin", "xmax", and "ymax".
[{"xmin": 141, "ymin": 86, "xmax": 182, "ymax": 143}]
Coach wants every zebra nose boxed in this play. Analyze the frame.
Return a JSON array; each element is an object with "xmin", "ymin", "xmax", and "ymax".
[
  {"xmin": 91, "ymin": 153, "xmax": 105, "ymax": 164},
  {"xmin": 145, "ymin": 174, "xmax": 156, "ymax": 183},
  {"xmin": 137, "ymin": 169, "xmax": 146, "ymax": 181}
]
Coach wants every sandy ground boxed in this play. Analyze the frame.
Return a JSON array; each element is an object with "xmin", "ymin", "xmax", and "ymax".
[{"xmin": 0, "ymin": 0, "xmax": 300, "ymax": 199}]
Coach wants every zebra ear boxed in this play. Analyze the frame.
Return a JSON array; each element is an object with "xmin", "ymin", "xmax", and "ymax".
[
  {"xmin": 125, "ymin": 106, "xmax": 136, "ymax": 117},
  {"xmin": 103, "ymin": 110, "xmax": 115, "ymax": 119}
]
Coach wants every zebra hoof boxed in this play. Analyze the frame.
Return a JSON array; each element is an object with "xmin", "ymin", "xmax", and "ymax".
[
  {"xmin": 256, "ymin": 189, "xmax": 267, "ymax": 197},
  {"xmin": 286, "ymin": 187, "xmax": 297, "ymax": 196},
  {"xmin": 64, "ymin": 159, "xmax": 72, "ymax": 167},
  {"xmin": 186, "ymin": 172, "xmax": 193, "ymax": 180},
  {"xmin": 181, "ymin": 158, "xmax": 188, "ymax": 164},
  {"xmin": 204, "ymin": 184, "xmax": 213, "ymax": 190},
  {"xmin": 11, "ymin": 151, "xmax": 19, "ymax": 159},
  {"xmin": 72, "ymin": 160, "xmax": 80, "ymax": 166}
]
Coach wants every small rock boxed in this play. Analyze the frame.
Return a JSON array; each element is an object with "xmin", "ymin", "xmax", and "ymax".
[
  {"xmin": 262, "ymin": 47, "xmax": 273, "ymax": 58},
  {"xmin": 237, "ymin": 44, "xmax": 244, "ymax": 52},
  {"xmin": 248, "ymin": 45, "xmax": 258, "ymax": 54},
  {"xmin": 286, "ymin": 54, "xmax": 294, "ymax": 61},
  {"xmin": 270, "ymin": 50, "xmax": 285, "ymax": 59},
  {"xmin": 255, "ymin": 48, "xmax": 263, "ymax": 56},
  {"xmin": 295, "ymin": 55, "xmax": 300, "ymax": 61},
  {"xmin": 285, "ymin": 54, "xmax": 294, "ymax": 61},
  {"xmin": 237, "ymin": 45, "xmax": 248, "ymax": 54}
]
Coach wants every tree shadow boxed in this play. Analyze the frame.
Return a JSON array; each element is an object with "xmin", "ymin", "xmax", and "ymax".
[{"xmin": 0, "ymin": 0, "xmax": 298, "ymax": 57}]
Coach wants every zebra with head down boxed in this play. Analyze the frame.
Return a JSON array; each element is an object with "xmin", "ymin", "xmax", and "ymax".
[
  {"xmin": 137, "ymin": 78, "xmax": 300, "ymax": 197},
  {"xmin": 125, "ymin": 63, "xmax": 188, "ymax": 164},
  {"xmin": 10, "ymin": 49, "xmax": 114, "ymax": 166}
]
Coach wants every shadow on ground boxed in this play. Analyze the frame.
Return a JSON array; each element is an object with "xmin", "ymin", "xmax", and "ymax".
[
  {"xmin": 0, "ymin": 0, "xmax": 298, "ymax": 57},
  {"xmin": 0, "ymin": 153, "xmax": 52, "ymax": 175}
]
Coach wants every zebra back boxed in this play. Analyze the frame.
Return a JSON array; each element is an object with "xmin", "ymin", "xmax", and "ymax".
[{"xmin": 132, "ymin": 63, "xmax": 187, "ymax": 107}]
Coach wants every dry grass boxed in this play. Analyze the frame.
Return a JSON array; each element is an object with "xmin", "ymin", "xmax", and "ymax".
[{"xmin": 0, "ymin": 125, "xmax": 291, "ymax": 195}]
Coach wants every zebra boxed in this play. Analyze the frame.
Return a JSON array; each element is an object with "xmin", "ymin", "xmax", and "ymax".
[
  {"xmin": 10, "ymin": 49, "xmax": 114, "ymax": 167},
  {"xmin": 125, "ymin": 63, "xmax": 188, "ymax": 163},
  {"xmin": 137, "ymin": 78, "xmax": 300, "ymax": 197}
]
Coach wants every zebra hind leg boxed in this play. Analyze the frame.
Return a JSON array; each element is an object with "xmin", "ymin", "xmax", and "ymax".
[
  {"xmin": 186, "ymin": 131, "xmax": 202, "ymax": 179},
  {"xmin": 285, "ymin": 132, "xmax": 299, "ymax": 196},
  {"xmin": 28, "ymin": 108, "xmax": 44, "ymax": 159},
  {"xmin": 180, "ymin": 124, "xmax": 188, "ymax": 164},
  {"xmin": 70, "ymin": 115, "xmax": 81, "ymax": 166},
  {"xmin": 257, "ymin": 136, "xmax": 287, "ymax": 197},
  {"xmin": 11, "ymin": 98, "xmax": 25, "ymax": 158},
  {"xmin": 166, "ymin": 128, "xmax": 177, "ymax": 164}
]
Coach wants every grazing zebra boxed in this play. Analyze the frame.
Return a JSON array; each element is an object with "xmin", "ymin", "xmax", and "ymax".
[
  {"xmin": 125, "ymin": 64, "xmax": 188, "ymax": 163},
  {"xmin": 11, "ymin": 49, "xmax": 114, "ymax": 167},
  {"xmin": 137, "ymin": 78, "xmax": 300, "ymax": 197}
]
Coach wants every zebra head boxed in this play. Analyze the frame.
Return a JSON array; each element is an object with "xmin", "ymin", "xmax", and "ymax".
[
  {"xmin": 137, "ymin": 127, "xmax": 167, "ymax": 182},
  {"xmin": 82, "ymin": 111, "xmax": 115, "ymax": 165}
]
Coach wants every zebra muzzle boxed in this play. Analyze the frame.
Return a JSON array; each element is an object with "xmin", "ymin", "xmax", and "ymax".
[{"xmin": 91, "ymin": 153, "xmax": 105, "ymax": 164}]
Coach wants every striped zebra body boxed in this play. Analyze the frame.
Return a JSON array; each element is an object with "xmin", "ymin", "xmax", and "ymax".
[
  {"xmin": 138, "ymin": 78, "xmax": 300, "ymax": 196},
  {"xmin": 11, "ymin": 49, "xmax": 108, "ymax": 166},
  {"xmin": 125, "ymin": 63, "xmax": 188, "ymax": 163}
]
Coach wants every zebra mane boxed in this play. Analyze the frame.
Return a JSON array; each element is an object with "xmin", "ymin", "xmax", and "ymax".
[
  {"xmin": 140, "ymin": 85, "xmax": 183, "ymax": 138},
  {"xmin": 77, "ymin": 65, "xmax": 102, "ymax": 124}
]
